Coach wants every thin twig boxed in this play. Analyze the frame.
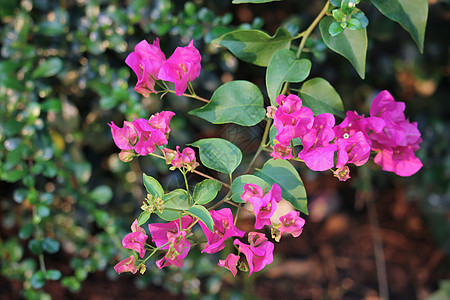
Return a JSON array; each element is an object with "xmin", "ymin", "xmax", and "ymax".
[{"xmin": 192, "ymin": 169, "xmax": 230, "ymax": 188}]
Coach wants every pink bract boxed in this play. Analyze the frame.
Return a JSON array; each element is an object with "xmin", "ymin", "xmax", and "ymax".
[
  {"xmin": 114, "ymin": 255, "xmax": 138, "ymax": 274},
  {"xmin": 247, "ymin": 183, "xmax": 282, "ymax": 229},
  {"xmin": 125, "ymin": 38, "xmax": 166, "ymax": 97},
  {"xmin": 272, "ymin": 211, "xmax": 305, "ymax": 242},
  {"xmin": 270, "ymin": 143, "xmax": 294, "ymax": 160},
  {"xmin": 335, "ymin": 131, "xmax": 371, "ymax": 168},
  {"xmin": 148, "ymin": 216, "xmax": 193, "ymax": 269},
  {"xmin": 233, "ymin": 232, "xmax": 274, "ymax": 276},
  {"xmin": 122, "ymin": 231, "xmax": 148, "ymax": 258},
  {"xmin": 218, "ymin": 253, "xmax": 240, "ymax": 277},
  {"xmin": 199, "ymin": 208, "xmax": 245, "ymax": 254},
  {"xmin": 169, "ymin": 146, "xmax": 199, "ymax": 172},
  {"xmin": 241, "ymin": 183, "xmax": 264, "ymax": 203},
  {"xmin": 297, "ymin": 113, "xmax": 337, "ymax": 171},
  {"xmin": 158, "ymin": 40, "xmax": 201, "ymax": 95},
  {"xmin": 109, "ymin": 121, "xmax": 137, "ymax": 150}
]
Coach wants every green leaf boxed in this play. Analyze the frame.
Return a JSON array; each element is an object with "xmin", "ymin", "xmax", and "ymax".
[
  {"xmin": 212, "ymin": 27, "xmax": 292, "ymax": 66},
  {"xmin": 190, "ymin": 138, "xmax": 242, "ymax": 174},
  {"xmin": 232, "ymin": 0, "xmax": 280, "ymax": 3},
  {"xmin": 347, "ymin": 18, "xmax": 361, "ymax": 31},
  {"xmin": 231, "ymin": 175, "xmax": 271, "ymax": 203},
  {"xmin": 137, "ymin": 211, "xmax": 151, "ymax": 227},
  {"xmin": 298, "ymin": 77, "xmax": 345, "ymax": 118},
  {"xmin": 32, "ymin": 57, "xmax": 64, "ymax": 79},
  {"xmin": 193, "ymin": 179, "xmax": 222, "ymax": 205},
  {"xmin": 90, "ymin": 185, "xmax": 113, "ymax": 205},
  {"xmin": 143, "ymin": 174, "xmax": 164, "ymax": 198},
  {"xmin": 352, "ymin": 11, "xmax": 369, "ymax": 29},
  {"xmin": 319, "ymin": 16, "xmax": 367, "ymax": 79},
  {"xmin": 42, "ymin": 238, "xmax": 60, "ymax": 254},
  {"xmin": 29, "ymin": 239, "xmax": 43, "ymax": 255},
  {"xmin": 31, "ymin": 271, "xmax": 46, "ymax": 289},
  {"xmin": 329, "ymin": 21, "xmax": 345, "ymax": 36},
  {"xmin": 46, "ymin": 269, "xmax": 62, "ymax": 281},
  {"xmin": 189, "ymin": 80, "xmax": 265, "ymax": 126},
  {"xmin": 187, "ymin": 205, "xmax": 214, "ymax": 232},
  {"xmin": 37, "ymin": 204, "xmax": 50, "ymax": 218},
  {"xmin": 341, "ymin": 0, "xmax": 356, "ymax": 15},
  {"xmin": 19, "ymin": 223, "xmax": 34, "ymax": 240},
  {"xmin": 40, "ymin": 99, "xmax": 62, "ymax": 112},
  {"xmin": 254, "ymin": 159, "xmax": 308, "ymax": 214},
  {"xmin": 370, "ymin": 0, "xmax": 427, "ymax": 53},
  {"xmin": 156, "ymin": 189, "xmax": 189, "ymax": 221},
  {"xmin": 332, "ymin": 9, "xmax": 345, "ymax": 22},
  {"xmin": 266, "ymin": 49, "xmax": 311, "ymax": 106},
  {"xmin": 1, "ymin": 169, "xmax": 27, "ymax": 182}
]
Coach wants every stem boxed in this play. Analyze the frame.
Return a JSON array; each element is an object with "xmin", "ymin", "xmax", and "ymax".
[
  {"xmin": 181, "ymin": 169, "xmax": 191, "ymax": 208},
  {"xmin": 165, "ymin": 89, "xmax": 210, "ymax": 103},
  {"xmin": 142, "ymin": 241, "xmax": 171, "ymax": 263},
  {"xmin": 245, "ymin": 118, "xmax": 272, "ymax": 174},
  {"xmin": 192, "ymin": 169, "xmax": 231, "ymax": 188},
  {"xmin": 224, "ymin": 200, "xmax": 253, "ymax": 214},
  {"xmin": 296, "ymin": 1, "xmax": 329, "ymax": 58},
  {"xmin": 209, "ymin": 190, "xmax": 232, "ymax": 211}
]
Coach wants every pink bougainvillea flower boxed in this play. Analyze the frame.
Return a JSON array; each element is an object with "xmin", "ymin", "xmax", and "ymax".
[
  {"xmin": 271, "ymin": 211, "xmax": 305, "ymax": 242},
  {"xmin": 241, "ymin": 183, "xmax": 264, "ymax": 203},
  {"xmin": 199, "ymin": 208, "xmax": 245, "ymax": 254},
  {"xmin": 270, "ymin": 143, "xmax": 294, "ymax": 160},
  {"xmin": 125, "ymin": 38, "xmax": 166, "ymax": 97},
  {"xmin": 109, "ymin": 121, "xmax": 138, "ymax": 150},
  {"xmin": 122, "ymin": 231, "xmax": 148, "ymax": 258},
  {"xmin": 374, "ymin": 145, "xmax": 423, "ymax": 177},
  {"xmin": 333, "ymin": 110, "xmax": 385, "ymax": 145},
  {"xmin": 149, "ymin": 111, "xmax": 176, "ymax": 135},
  {"xmin": 247, "ymin": 183, "xmax": 282, "ymax": 229},
  {"xmin": 167, "ymin": 146, "xmax": 199, "ymax": 172},
  {"xmin": 273, "ymin": 94, "xmax": 314, "ymax": 146},
  {"xmin": 114, "ymin": 255, "xmax": 138, "ymax": 274},
  {"xmin": 333, "ymin": 165, "xmax": 351, "ymax": 181},
  {"xmin": 158, "ymin": 40, "xmax": 201, "ymax": 95},
  {"xmin": 218, "ymin": 253, "xmax": 240, "ymax": 277},
  {"xmin": 131, "ymin": 219, "xmax": 147, "ymax": 234},
  {"xmin": 335, "ymin": 131, "xmax": 371, "ymax": 168},
  {"xmin": 368, "ymin": 91, "xmax": 422, "ymax": 176},
  {"xmin": 297, "ymin": 113, "xmax": 337, "ymax": 171},
  {"xmin": 155, "ymin": 230, "xmax": 191, "ymax": 269},
  {"xmin": 148, "ymin": 216, "xmax": 193, "ymax": 269},
  {"xmin": 233, "ymin": 232, "xmax": 274, "ymax": 276},
  {"xmin": 122, "ymin": 219, "xmax": 148, "ymax": 258}
]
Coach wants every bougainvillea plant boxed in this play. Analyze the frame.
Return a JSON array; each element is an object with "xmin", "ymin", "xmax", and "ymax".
[{"xmin": 111, "ymin": 0, "xmax": 427, "ymax": 277}]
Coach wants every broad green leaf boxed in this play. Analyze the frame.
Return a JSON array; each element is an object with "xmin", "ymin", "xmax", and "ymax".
[
  {"xmin": 319, "ymin": 16, "xmax": 367, "ymax": 79},
  {"xmin": 143, "ymin": 174, "xmax": 164, "ymax": 198},
  {"xmin": 29, "ymin": 239, "xmax": 43, "ymax": 255},
  {"xmin": 190, "ymin": 138, "xmax": 242, "ymax": 174},
  {"xmin": 90, "ymin": 185, "xmax": 113, "ymax": 205},
  {"xmin": 189, "ymin": 80, "xmax": 265, "ymax": 126},
  {"xmin": 19, "ymin": 223, "xmax": 34, "ymax": 240},
  {"xmin": 31, "ymin": 271, "xmax": 46, "ymax": 289},
  {"xmin": 266, "ymin": 49, "xmax": 311, "ymax": 106},
  {"xmin": 193, "ymin": 179, "xmax": 222, "ymax": 205},
  {"xmin": 137, "ymin": 211, "xmax": 151, "ymax": 227},
  {"xmin": 231, "ymin": 175, "xmax": 271, "ymax": 203},
  {"xmin": 156, "ymin": 189, "xmax": 189, "ymax": 221},
  {"xmin": 233, "ymin": 0, "xmax": 280, "ymax": 3},
  {"xmin": 187, "ymin": 205, "xmax": 214, "ymax": 232},
  {"xmin": 212, "ymin": 27, "xmax": 292, "ymax": 66},
  {"xmin": 254, "ymin": 159, "xmax": 308, "ymax": 214},
  {"xmin": 298, "ymin": 77, "xmax": 345, "ymax": 118},
  {"xmin": 32, "ymin": 57, "xmax": 63, "ymax": 79},
  {"xmin": 370, "ymin": 0, "xmax": 427, "ymax": 53},
  {"xmin": 42, "ymin": 237, "xmax": 60, "ymax": 254},
  {"xmin": 46, "ymin": 270, "xmax": 62, "ymax": 281}
]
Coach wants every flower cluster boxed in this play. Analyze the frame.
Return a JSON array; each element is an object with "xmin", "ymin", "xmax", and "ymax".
[
  {"xmin": 126, "ymin": 38, "xmax": 201, "ymax": 97},
  {"xmin": 270, "ymin": 91, "xmax": 422, "ymax": 178},
  {"xmin": 109, "ymin": 111, "xmax": 175, "ymax": 161}
]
